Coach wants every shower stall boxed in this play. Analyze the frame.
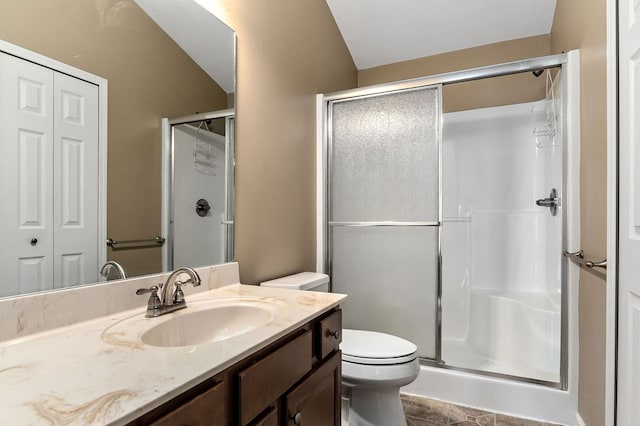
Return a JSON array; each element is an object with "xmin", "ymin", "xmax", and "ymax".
[
  {"xmin": 161, "ymin": 109, "xmax": 235, "ymax": 271},
  {"xmin": 317, "ymin": 52, "xmax": 580, "ymax": 424}
]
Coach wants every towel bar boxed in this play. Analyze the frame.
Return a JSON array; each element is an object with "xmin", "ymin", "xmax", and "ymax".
[
  {"xmin": 564, "ymin": 249, "xmax": 607, "ymax": 270},
  {"xmin": 107, "ymin": 236, "xmax": 165, "ymax": 248}
]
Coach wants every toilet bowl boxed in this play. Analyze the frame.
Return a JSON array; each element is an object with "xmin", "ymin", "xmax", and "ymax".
[
  {"xmin": 261, "ymin": 272, "xmax": 420, "ymax": 426},
  {"xmin": 341, "ymin": 329, "xmax": 420, "ymax": 426}
]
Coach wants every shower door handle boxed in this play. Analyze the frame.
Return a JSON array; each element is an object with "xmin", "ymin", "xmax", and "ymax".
[{"xmin": 536, "ymin": 188, "xmax": 559, "ymax": 216}]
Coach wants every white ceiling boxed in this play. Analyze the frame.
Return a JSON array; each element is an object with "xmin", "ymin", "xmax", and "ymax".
[
  {"xmin": 325, "ymin": 0, "xmax": 557, "ymax": 70},
  {"xmin": 133, "ymin": 0, "xmax": 235, "ymax": 93}
]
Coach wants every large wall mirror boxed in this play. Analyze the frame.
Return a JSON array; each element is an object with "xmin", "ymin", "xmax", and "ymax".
[{"xmin": 0, "ymin": 0, "xmax": 235, "ymax": 297}]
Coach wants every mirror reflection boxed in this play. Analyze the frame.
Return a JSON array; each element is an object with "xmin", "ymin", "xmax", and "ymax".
[
  {"xmin": 163, "ymin": 110, "xmax": 235, "ymax": 272},
  {"xmin": 0, "ymin": 0, "xmax": 235, "ymax": 297}
]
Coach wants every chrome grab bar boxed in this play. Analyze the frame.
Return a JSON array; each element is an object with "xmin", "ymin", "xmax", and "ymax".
[
  {"xmin": 564, "ymin": 249, "xmax": 607, "ymax": 270},
  {"xmin": 107, "ymin": 236, "xmax": 166, "ymax": 248}
]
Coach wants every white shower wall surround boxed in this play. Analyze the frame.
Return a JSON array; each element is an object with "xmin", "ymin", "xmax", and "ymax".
[
  {"xmin": 173, "ymin": 124, "xmax": 227, "ymax": 268},
  {"xmin": 441, "ymin": 101, "xmax": 562, "ymax": 383}
]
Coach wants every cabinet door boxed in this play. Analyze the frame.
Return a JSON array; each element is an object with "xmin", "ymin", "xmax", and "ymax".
[
  {"xmin": 238, "ymin": 330, "xmax": 313, "ymax": 425},
  {"xmin": 248, "ymin": 406, "xmax": 278, "ymax": 426},
  {"xmin": 285, "ymin": 351, "xmax": 341, "ymax": 426}
]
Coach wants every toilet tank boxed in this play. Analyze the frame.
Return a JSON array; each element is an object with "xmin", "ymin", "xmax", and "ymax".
[{"xmin": 260, "ymin": 272, "xmax": 330, "ymax": 292}]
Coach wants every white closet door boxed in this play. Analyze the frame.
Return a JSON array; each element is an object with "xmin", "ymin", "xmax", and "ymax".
[
  {"xmin": 53, "ymin": 72, "xmax": 99, "ymax": 288},
  {"xmin": 617, "ymin": 0, "xmax": 640, "ymax": 423},
  {"xmin": 0, "ymin": 52, "xmax": 55, "ymax": 296}
]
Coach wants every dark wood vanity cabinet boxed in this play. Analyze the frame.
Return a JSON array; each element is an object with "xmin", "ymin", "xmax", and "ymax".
[
  {"xmin": 133, "ymin": 308, "xmax": 342, "ymax": 426},
  {"xmin": 240, "ymin": 308, "xmax": 342, "ymax": 426}
]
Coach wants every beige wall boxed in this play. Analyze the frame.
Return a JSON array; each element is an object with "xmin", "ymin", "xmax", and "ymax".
[
  {"xmin": 359, "ymin": 35, "xmax": 551, "ymax": 112},
  {"xmin": 221, "ymin": 1, "xmax": 357, "ymax": 284},
  {"xmin": 551, "ymin": 0, "xmax": 608, "ymax": 424},
  {"xmin": 0, "ymin": 0, "xmax": 228, "ymax": 277}
]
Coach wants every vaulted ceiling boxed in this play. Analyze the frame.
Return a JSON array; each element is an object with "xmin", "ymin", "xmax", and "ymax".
[
  {"xmin": 133, "ymin": 0, "xmax": 557, "ymax": 88},
  {"xmin": 325, "ymin": 0, "xmax": 557, "ymax": 70}
]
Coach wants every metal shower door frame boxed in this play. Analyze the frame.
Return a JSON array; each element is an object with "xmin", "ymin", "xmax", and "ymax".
[
  {"xmin": 319, "ymin": 53, "xmax": 571, "ymax": 389},
  {"xmin": 326, "ymin": 84, "xmax": 444, "ymax": 361}
]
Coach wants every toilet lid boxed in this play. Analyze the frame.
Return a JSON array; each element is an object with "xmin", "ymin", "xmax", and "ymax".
[{"xmin": 340, "ymin": 329, "xmax": 418, "ymax": 365}]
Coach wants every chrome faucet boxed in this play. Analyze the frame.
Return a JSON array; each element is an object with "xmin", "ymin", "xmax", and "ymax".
[
  {"xmin": 136, "ymin": 267, "xmax": 202, "ymax": 318},
  {"xmin": 100, "ymin": 261, "xmax": 127, "ymax": 280}
]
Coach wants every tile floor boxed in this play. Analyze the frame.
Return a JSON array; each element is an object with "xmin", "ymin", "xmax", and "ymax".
[{"xmin": 400, "ymin": 394, "xmax": 564, "ymax": 426}]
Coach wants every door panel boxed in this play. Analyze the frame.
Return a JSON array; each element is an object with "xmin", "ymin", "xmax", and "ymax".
[
  {"xmin": 328, "ymin": 86, "xmax": 441, "ymax": 360},
  {"xmin": 331, "ymin": 226, "xmax": 439, "ymax": 358},
  {"xmin": 0, "ymin": 52, "xmax": 54, "ymax": 296},
  {"xmin": 53, "ymin": 72, "xmax": 99, "ymax": 288},
  {"xmin": 330, "ymin": 88, "xmax": 440, "ymax": 223}
]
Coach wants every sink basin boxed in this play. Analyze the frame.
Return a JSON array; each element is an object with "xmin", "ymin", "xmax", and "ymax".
[{"xmin": 141, "ymin": 304, "xmax": 274, "ymax": 347}]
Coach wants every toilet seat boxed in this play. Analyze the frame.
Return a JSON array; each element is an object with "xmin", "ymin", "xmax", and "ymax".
[{"xmin": 341, "ymin": 329, "xmax": 418, "ymax": 365}]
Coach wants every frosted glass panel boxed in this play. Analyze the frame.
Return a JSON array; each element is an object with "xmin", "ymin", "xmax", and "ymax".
[
  {"xmin": 331, "ymin": 226, "xmax": 439, "ymax": 359},
  {"xmin": 330, "ymin": 87, "xmax": 440, "ymax": 222}
]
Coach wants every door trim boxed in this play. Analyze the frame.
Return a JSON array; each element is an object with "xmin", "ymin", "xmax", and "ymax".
[{"xmin": 606, "ymin": 0, "xmax": 618, "ymax": 424}]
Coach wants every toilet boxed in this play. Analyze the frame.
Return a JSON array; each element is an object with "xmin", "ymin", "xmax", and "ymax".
[{"xmin": 261, "ymin": 272, "xmax": 420, "ymax": 426}]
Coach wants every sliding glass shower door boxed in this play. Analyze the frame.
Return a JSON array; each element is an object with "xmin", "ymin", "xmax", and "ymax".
[{"xmin": 328, "ymin": 86, "xmax": 441, "ymax": 359}]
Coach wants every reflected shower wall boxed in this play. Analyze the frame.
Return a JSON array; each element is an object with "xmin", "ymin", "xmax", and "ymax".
[{"xmin": 173, "ymin": 121, "xmax": 227, "ymax": 268}]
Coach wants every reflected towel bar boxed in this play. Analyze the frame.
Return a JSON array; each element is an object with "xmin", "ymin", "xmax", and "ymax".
[
  {"xmin": 107, "ymin": 236, "xmax": 166, "ymax": 248},
  {"xmin": 563, "ymin": 250, "xmax": 607, "ymax": 270}
]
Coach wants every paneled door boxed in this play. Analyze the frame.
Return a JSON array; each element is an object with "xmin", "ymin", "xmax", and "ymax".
[
  {"xmin": 618, "ymin": 0, "xmax": 640, "ymax": 423},
  {"xmin": 0, "ymin": 51, "xmax": 55, "ymax": 296},
  {"xmin": 0, "ymin": 52, "xmax": 99, "ymax": 296},
  {"xmin": 52, "ymin": 72, "xmax": 99, "ymax": 288}
]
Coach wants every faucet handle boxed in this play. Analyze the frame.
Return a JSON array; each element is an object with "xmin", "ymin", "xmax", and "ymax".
[
  {"xmin": 136, "ymin": 285, "xmax": 159, "ymax": 296},
  {"xmin": 173, "ymin": 281, "xmax": 185, "ymax": 304},
  {"xmin": 136, "ymin": 285, "xmax": 161, "ymax": 315}
]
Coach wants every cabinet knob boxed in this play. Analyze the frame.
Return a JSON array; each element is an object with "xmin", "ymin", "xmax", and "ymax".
[
  {"xmin": 290, "ymin": 411, "xmax": 302, "ymax": 424},
  {"xmin": 328, "ymin": 329, "xmax": 340, "ymax": 339},
  {"xmin": 30, "ymin": 238, "xmax": 38, "ymax": 246}
]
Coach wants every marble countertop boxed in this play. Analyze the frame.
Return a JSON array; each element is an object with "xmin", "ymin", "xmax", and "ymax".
[{"xmin": 0, "ymin": 283, "xmax": 346, "ymax": 425}]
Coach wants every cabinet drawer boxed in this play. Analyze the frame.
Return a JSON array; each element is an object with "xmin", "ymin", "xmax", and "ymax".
[
  {"xmin": 316, "ymin": 309, "xmax": 342, "ymax": 360},
  {"xmin": 238, "ymin": 330, "xmax": 313, "ymax": 425},
  {"xmin": 150, "ymin": 379, "xmax": 227, "ymax": 426}
]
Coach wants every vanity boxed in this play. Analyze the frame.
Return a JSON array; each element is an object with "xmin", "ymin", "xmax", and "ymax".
[
  {"xmin": 0, "ymin": 262, "xmax": 346, "ymax": 425},
  {"xmin": 135, "ymin": 307, "xmax": 342, "ymax": 425}
]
